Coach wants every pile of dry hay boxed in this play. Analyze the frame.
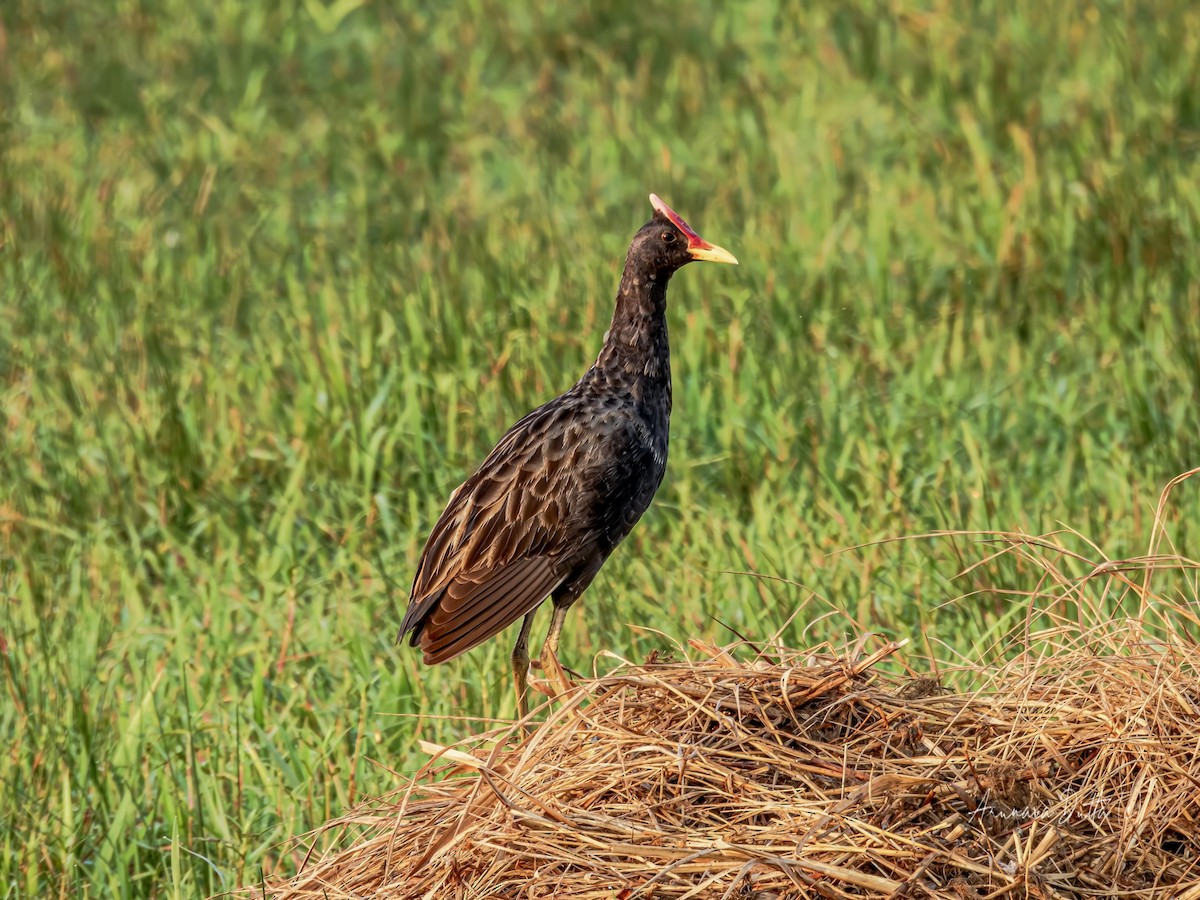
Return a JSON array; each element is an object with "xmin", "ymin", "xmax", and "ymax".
[{"xmin": 256, "ymin": 518, "xmax": 1200, "ymax": 898}]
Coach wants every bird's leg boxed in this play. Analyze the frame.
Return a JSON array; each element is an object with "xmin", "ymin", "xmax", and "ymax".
[
  {"xmin": 511, "ymin": 611, "xmax": 537, "ymax": 728},
  {"xmin": 539, "ymin": 603, "xmax": 574, "ymax": 697}
]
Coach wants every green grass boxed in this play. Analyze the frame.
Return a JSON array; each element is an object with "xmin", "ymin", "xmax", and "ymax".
[{"xmin": 3, "ymin": 0, "xmax": 1200, "ymax": 895}]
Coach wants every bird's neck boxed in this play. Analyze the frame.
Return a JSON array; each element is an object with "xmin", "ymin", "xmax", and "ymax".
[{"xmin": 595, "ymin": 266, "xmax": 672, "ymax": 382}]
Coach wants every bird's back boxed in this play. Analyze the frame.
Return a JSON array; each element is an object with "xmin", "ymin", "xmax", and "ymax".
[{"xmin": 398, "ymin": 368, "xmax": 669, "ymax": 663}]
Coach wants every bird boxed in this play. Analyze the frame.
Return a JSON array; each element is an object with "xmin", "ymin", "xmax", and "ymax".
[{"xmin": 398, "ymin": 194, "xmax": 738, "ymax": 722}]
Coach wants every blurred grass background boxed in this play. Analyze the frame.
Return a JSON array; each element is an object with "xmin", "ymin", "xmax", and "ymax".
[{"xmin": 2, "ymin": 0, "xmax": 1199, "ymax": 895}]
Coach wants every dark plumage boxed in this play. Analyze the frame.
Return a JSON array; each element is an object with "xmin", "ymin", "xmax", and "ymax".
[{"xmin": 398, "ymin": 194, "xmax": 738, "ymax": 720}]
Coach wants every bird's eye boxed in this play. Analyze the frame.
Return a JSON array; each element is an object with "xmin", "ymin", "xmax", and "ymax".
[{"xmin": 661, "ymin": 230, "xmax": 676, "ymax": 243}]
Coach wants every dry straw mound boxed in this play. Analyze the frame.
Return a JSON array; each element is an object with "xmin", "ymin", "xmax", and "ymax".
[{"xmin": 255, "ymin": 476, "xmax": 1200, "ymax": 899}]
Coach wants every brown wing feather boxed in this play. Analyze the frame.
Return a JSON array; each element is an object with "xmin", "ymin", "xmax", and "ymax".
[
  {"xmin": 398, "ymin": 402, "xmax": 585, "ymax": 663},
  {"xmin": 420, "ymin": 559, "xmax": 565, "ymax": 664}
]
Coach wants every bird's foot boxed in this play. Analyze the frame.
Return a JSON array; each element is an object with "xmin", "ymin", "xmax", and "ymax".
[
  {"xmin": 530, "ymin": 658, "xmax": 582, "ymax": 677},
  {"xmin": 532, "ymin": 652, "xmax": 575, "ymax": 698}
]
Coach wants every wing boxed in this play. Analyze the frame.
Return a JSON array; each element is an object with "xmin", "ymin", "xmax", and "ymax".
[{"xmin": 398, "ymin": 398, "xmax": 589, "ymax": 664}]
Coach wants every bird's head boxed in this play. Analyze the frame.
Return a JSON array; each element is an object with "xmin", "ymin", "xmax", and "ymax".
[{"xmin": 627, "ymin": 194, "xmax": 738, "ymax": 276}]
